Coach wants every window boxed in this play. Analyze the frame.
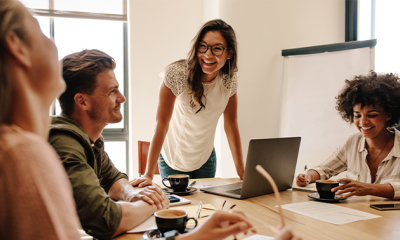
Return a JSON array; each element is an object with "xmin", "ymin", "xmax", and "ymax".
[
  {"xmin": 22, "ymin": 0, "xmax": 129, "ymax": 174},
  {"xmin": 358, "ymin": 0, "xmax": 400, "ymax": 74}
]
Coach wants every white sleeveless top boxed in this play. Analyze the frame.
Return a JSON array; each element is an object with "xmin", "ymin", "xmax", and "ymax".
[{"xmin": 160, "ymin": 60, "xmax": 238, "ymax": 171}]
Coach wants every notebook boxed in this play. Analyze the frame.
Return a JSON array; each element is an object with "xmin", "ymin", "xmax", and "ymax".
[{"xmin": 201, "ymin": 137, "xmax": 301, "ymax": 199}]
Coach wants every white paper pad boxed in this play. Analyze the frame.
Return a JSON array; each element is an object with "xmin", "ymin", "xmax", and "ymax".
[
  {"xmin": 243, "ymin": 234, "xmax": 274, "ymax": 240},
  {"xmin": 127, "ymin": 215, "xmax": 157, "ymax": 233},
  {"xmin": 281, "ymin": 201, "xmax": 381, "ymax": 225},
  {"xmin": 291, "ymin": 183, "xmax": 317, "ymax": 192}
]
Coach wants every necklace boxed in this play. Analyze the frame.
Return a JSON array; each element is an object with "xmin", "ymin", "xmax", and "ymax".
[{"xmin": 369, "ymin": 136, "xmax": 390, "ymax": 163}]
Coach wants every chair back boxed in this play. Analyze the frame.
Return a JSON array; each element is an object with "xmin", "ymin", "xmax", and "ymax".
[{"xmin": 138, "ymin": 141, "xmax": 159, "ymax": 176}]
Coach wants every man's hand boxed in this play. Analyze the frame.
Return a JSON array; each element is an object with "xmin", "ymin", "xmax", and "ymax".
[
  {"xmin": 128, "ymin": 186, "xmax": 167, "ymax": 210},
  {"xmin": 129, "ymin": 175, "xmax": 153, "ymax": 188},
  {"xmin": 331, "ymin": 178, "xmax": 374, "ymax": 198},
  {"xmin": 275, "ymin": 226, "xmax": 302, "ymax": 240},
  {"xmin": 177, "ymin": 210, "xmax": 256, "ymax": 240}
]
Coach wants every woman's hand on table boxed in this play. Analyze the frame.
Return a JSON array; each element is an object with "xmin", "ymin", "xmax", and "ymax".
[
  {"xmin": 332, "ymin": 178, "xmax": 374, "ymax": 198},
  {"xmin": 129, "ymin": 175, "xmax": 153, "ymax": 188},
  {"xmin": 176, "ymin": 210, "xmax": 255, "ymax": 240},
  {"xmin": 237, "ymin": 168, "xmax": 245, "ymax": 180},
  {"xmin": 274, "ymin": 226, "xmax": 302, "ymax": 240}
]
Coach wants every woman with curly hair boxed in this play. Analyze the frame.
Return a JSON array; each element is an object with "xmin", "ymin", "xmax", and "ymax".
[
  {"xmin": 131, "ymin": 19, "xmax": 245, "ymax": 186},
  {"xmin": 296, "ymin": 71, "xmax": 400, "ymax": 199}
]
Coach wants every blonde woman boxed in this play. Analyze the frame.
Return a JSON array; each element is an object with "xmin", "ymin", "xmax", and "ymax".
[{"xmin": 0, "ymin": 1, "xmax": 80, "ymax": 239}]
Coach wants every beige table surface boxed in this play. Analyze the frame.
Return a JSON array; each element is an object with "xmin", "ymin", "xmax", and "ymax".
[{"xmin": 113, "ymin": 178, "xmax": 400, "ymax": 240}]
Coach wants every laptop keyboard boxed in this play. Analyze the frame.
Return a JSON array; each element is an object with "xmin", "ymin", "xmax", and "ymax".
[{"xmin": 226, "ymin": 188, "xmax": 242, "ymax": 195}]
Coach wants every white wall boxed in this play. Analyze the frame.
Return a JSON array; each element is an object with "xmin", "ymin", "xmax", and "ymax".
[
  {"xmin": 128, "ymin": 0, "xmax": 345, "ymax": 179},
  {"xmin": 218, "ymin": 0, "xmax": 345, "ymax": 178}
]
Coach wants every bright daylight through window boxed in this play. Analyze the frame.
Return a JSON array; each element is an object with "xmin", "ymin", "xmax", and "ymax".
[
  {"xmin": 20, "ymin": 0, "xmax": 129, "ymax": 173},
  {"xmin": 359, "ymin": 0, "xmax": 400, "ymax": 74}
]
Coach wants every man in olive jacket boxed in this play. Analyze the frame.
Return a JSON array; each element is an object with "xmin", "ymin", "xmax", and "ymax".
[{"xmin": 49, "ymin": 49, "xmax": 169, "ymax": 239}]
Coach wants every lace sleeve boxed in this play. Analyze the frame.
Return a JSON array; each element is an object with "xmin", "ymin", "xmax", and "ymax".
[
  {"xmin": 160, "ymin": 60, "xmax": 188, "ymax": 97},
  {"xmin": 222, "ymin": 72, "xmax": 238, "ymax": 97}
]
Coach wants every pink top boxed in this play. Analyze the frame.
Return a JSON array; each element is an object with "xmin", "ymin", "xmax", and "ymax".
[{"xmin": 0, "ymin": 125, "xmax": 81, "ymax": 239}]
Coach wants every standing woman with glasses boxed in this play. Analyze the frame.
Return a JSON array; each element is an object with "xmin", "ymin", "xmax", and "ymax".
[{"xmin": 131, "ymin": 19, "xmax": 245, "ymax": 186}]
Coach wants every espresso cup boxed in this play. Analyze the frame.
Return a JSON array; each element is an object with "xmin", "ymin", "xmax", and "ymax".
[
  {"xmin": 154, "ymin": 209, "xmax": 197, "ymax": 235},
  {"xmin": 162, "ymin": 174, "xmax": 190, "ymax": 192},
  {"xmin": 316, "ymin": 180, "xmax": 339, "ymax": 199}
]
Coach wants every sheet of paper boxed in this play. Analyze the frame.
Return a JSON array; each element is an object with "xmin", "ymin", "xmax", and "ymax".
[
  {"xmin": 192, "ymin": 178, "xmax": 230, "ymax": 189},
  {"xmin": 127, "ymin": 203, "xmax": 218, "ymax": 233},
  {"xmin": 291, "ymin": 183, "xmax": 317, "ymax": 192},
  {"xmin": 243, "ymin": 234, "xmax": 274, "ymax": 240},
  {"xmin": 281, "ymin": 201, "xmax": 381, "ymax": 225},
  {"xmin": 170, "ymin": 203, "xmax": 217, "ymax": 227},
  {"xmin": 127, "ymin": 215, "xmax": 157, "ymax": 233}
]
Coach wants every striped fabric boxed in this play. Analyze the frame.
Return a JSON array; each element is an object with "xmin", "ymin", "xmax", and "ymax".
[{"xmin": 312, "ymin": 128, "xmax": 400, "ymax": 200}]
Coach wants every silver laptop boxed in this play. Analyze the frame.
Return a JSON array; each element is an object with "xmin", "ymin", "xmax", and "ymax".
[{"xmin": 201, "ymin": 137, "xmax": 301, "ymax": 199}]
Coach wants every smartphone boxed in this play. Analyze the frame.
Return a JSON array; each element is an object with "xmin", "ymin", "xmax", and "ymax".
[
  {"xmin": 167, "ymin": 195, "xmax": 180, "ymax": 203},
  {"xmin": 370, "ymin": 204, "xmax": 400, "ymax": 211}
]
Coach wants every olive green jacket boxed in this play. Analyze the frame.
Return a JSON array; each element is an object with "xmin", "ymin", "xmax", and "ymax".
[{"xmin": 49, "ymin": 114, "xmax": 128, "ymax": 239}]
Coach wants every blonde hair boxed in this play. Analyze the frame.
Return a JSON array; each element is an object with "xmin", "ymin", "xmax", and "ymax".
[{"xmin": 0, "ymin": 0, "xmax": 28, "ymax": 124}]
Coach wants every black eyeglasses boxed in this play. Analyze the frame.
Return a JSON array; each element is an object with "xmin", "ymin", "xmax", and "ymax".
[{"xmin": 197, "ymin": 42, "xmax": 229, "ymax": 56}]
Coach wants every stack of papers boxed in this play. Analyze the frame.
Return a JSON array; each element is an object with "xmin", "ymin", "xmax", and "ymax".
[{"xmin": 281, "ymin": 201, "xmax": 381, "ymax": 225}]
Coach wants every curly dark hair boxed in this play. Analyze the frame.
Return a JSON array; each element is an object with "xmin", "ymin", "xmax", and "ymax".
[{"xmin": 336, "ymin": 71, "xmax": 400, "ymax": 127}]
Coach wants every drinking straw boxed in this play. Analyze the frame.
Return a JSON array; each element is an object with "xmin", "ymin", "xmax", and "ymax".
[{"xmin": 256, "ymin": 165, "xmax": 285, "ymax": 227}]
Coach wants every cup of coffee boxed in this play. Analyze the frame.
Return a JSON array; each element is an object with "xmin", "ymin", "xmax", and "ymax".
[
  {"xmin": 316, "ymin": 180, "xmax": 339, "ymax": 199},
  {"xmin": 162, "ymin": 175, "xmax": 190, "ymax": 192},
  {"xmin": 154, "ymin": 209, "xmax": 197, "ymax": 235}
]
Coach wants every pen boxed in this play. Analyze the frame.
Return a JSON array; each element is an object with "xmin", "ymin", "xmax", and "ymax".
[
  {"xmin": 189, "ymin": 181, "xmax": 196, "ymax": 187},
  {"xmin": 221, "ymin": 200, "xmax": 226, "ymax": 210},
  {"xmin": 304, "ymin": 165, "xmax": 308, "ymax": 184}
]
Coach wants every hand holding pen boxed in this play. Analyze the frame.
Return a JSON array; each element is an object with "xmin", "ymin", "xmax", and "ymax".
[
  {"xmin": 295, "ymin": 165, "xmax": 310, "ymax": 187},
  {"xmin": 304, "ymin": 165, "xmax": 308, "ymax": 185}
]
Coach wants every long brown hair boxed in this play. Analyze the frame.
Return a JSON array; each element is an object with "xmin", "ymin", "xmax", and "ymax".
[
  {"xmin": 0, "ymin": 0, "xmax": 27, "ymax": 124},
  {"xmin": 186, "ymin": 19, "xmax": 238, "ymax": 113}
]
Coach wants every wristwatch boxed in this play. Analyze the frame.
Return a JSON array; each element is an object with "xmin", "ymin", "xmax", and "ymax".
[{"xmin": 164, "ymin": 230, "xmax": 180, "ymax": 240}]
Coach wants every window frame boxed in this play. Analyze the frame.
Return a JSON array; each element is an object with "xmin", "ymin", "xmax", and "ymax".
[{"xmin": 30, "ymin": 0, "xmax": 130, "ymax": 175}]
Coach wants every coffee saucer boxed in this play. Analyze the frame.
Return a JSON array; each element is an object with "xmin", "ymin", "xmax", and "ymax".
[
  {"xmin": 307, "ymin": 192, "xmax": 346, "ymax": 203},
  {"xmin": 162, "ymin": 187, "xmax": 197, "ymax": 196},
  {"xmin": 143, "ymin": 229, "xmax": 161, "ymax": 240},
  {"xmin": 143, "ymin": 228, "xmax": 191, "ymax": 239}
]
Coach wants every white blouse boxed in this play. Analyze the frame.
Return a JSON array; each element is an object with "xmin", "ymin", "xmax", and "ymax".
[
  {"xmin": 160, "ymin": 60, "xmax": 238, "ymax": 171},
  {"xmin": 311, "ymin": 128, "xmax": 400, "ymax": 199}
]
